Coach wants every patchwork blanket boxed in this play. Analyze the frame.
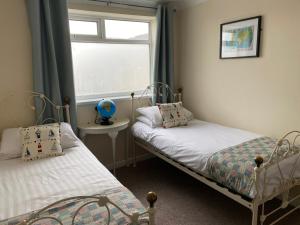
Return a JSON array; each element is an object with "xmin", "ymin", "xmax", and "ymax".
[
  {"xmin": 0, "ymin": 187, "xmax": 147, "ymax": 225},
  {"xmin": 208, "ymin": 136, "xmax": 277, "ymax": 199}
]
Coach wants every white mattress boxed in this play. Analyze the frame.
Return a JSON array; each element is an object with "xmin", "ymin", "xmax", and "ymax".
[
  {"xmin": 0, "ymin": 141, "xmax": 122, "ymax": 220},
  {"xmin": 132, "ymin": 120, "xmax": 261, "ymax": 175}
]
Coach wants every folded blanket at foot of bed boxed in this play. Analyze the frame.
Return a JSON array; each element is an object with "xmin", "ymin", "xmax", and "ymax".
[{"xmin": 208, "ymin": 136, "xmax": 300, "ymax": 199}]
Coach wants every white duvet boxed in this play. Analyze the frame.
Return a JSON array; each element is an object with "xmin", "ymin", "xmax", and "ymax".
[
  {"xmin": 132, "ymin": 119, "xmax": 261, "ymax": 175},
  {"xmin": 0, "ymin": 142, "xmax": 122, "ymax": 220}
]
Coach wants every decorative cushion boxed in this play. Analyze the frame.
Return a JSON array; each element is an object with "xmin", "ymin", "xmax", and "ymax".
[
  {"xmin": 21, "ymin": 124, "xmax": 63, "ymax": 161},
  {"xmin": 158, "ymin": 102, "xmax": 188, "ymax": 128}
]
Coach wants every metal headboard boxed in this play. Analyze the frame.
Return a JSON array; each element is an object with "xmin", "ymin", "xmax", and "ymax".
[
  {"xmin": 135, "ymin": 82, "xmax": 182, "ymax": 106},
  {"xmin": 130, "ymin": 82, "xmax": 183, "ymax": 128},
  {"xmin": 29, "ymin": 92, "xmax": 71, "ymax": 125}
]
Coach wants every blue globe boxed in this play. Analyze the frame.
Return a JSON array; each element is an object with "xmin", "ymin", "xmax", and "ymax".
[{"xmin": 96, "ymin": 99, "xmax": 116, "ymax": 119}]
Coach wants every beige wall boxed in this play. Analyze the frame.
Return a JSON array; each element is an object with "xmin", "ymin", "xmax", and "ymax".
[
  {"xmin": 178, "ymin": 0, "xmax": 300, "ymax": 137},
  {"xmin": 2, "ymin": 0, "xmax": 299, "ymax": 157},
  {"xmin": 0, "ymin": 0, "xmax": 35, "ymax": 133}
]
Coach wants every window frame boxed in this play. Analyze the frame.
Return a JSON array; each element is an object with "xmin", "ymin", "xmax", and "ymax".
[{"xmin": 69, "ymin": 14, "xmax": 153, "ymax": 103}]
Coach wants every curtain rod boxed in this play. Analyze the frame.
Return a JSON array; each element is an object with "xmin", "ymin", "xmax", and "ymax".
[{"xmin": 89, "ymin": 0, "xmax": 158, "ymax": 10}]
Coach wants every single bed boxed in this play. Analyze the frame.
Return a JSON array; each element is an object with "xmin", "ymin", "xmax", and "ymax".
[
  {"xmin": 0, "ymin": 93, "xmax": 157, "ymax": 225},
  {"xmin": 0, "ymin": 141, "xmax": 144, "ymax": 223},
  {"xmin": 130, "ymin": 83, "xmax": 300, "ymax": 225},
  {"xmin": 132, "ymin": 120, "xmax": 300, "ymax": 199}
]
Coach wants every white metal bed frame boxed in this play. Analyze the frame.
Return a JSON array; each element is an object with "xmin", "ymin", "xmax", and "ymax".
[
  {"xmin": 131, "ymin": 83, "xmax": 300, "ymax": 225},
  {"xmin": 15, "ymin": 93, "xmax": 157, "ymax": 225}
]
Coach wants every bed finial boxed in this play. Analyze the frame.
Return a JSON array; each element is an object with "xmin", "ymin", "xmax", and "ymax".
[
  {"xmin": 147, "ymin": 191, "xmax": 157, "ymax": 208},
  {"xmin": 131, "ymin": 92, "xmax": 135, "ymax": 98},
  {"xmin": 63, "ymin": 96, "xmax": 71, "ymax": 105},
  {"xmin": 63, "ymin": 96, "xmax": 71, "ymax": 124},
  {"xmin": 255, "ymin": 156, "xmax": 264, "ymax": 168},
  {"xmin": 177, "ymin": 88, "xmax": 183, "ymax": 102},
  {"xmin": 19, "ymin": 219, "xmax": 28, "ymax": 225}
]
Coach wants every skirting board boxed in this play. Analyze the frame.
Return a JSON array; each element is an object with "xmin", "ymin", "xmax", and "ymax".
[{"xmin": 106, "ymin": 153, "xmax": 155, "ymax": 170}]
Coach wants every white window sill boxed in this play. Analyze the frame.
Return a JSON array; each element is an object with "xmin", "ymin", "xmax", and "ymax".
[{"xmin": 76, "ymin": 95, "xmax": 152, "ymax": 106}]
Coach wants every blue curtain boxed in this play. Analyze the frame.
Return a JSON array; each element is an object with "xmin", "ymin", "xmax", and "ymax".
[
  {"xmin": 26, "ymin": 0, "xmax": 77, "ymax": 131},
  {"xmin": 153, "ymin": 4, "xmax": 174, "ymax": 103}
]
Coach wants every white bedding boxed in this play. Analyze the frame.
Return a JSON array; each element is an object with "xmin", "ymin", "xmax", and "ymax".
[
  {"xmin": 132, "ymin": 120, "xmax": 300, "ymax": 199},
  {"xmin": 132, "ymin": 119, "xmax": 261, "ymax": 175},
  {"xmin": 0, "ymin": 141, "xmax": 122, "ymax": 220}
]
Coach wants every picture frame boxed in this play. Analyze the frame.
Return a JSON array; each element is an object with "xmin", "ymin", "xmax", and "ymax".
[{"xmin": 220, "ymin": 16, "xmax": 262, "ymax": 59}]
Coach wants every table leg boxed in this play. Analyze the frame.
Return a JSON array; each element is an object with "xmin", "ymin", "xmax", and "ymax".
[
  {"xmin": 108, "ymin": 131, "xmax": 118, "ymax": 175},
  {"xmin": 126, "ymin": 129, "xmax": 130, "ymax": 167},
  {"xmin": 133, "ymin": 137, "xmax": 136, "ymax": 167},
  {"xmin": 79, "ymin": 132, "xmax": 86, "ymax": 143}
]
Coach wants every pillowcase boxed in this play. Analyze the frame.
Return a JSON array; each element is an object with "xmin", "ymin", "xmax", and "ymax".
[
  {"xmin": 136, "ymin": 106, "xmax": 162, "ymax": 128},
  {"xmin": 0, "ymin": 128, "xmax": 22, "ymax": 158},
  {"xmin": 21, "ymin": 124, "xmax": 63, "ymax": 161},
  {"xmin": 136, "ymin": 116, "xmax": 153, "ymax": 128},
  {"xmin": 158, "ymin": 102, "xmax": 188, "ymax": 128}
]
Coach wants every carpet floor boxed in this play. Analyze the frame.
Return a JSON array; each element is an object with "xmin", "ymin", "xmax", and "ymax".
[{"xmin": 117, "ymin": 158, "xmax": 300, "ymax": 225}]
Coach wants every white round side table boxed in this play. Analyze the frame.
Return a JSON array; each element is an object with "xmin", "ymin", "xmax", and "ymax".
[{"xmin": 78, "ymin": 118, "xmax": 130, "ymax": 175}]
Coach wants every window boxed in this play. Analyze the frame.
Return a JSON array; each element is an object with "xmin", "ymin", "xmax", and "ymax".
[
  {"xmin": 104, "ymin": 20, "xmax": 149, "ymax": 40},
  {"xmin": 69, "ymin": 20, "xmax": 98, "ymax": 35},
  {"xmin": 69, "ymin": 14, "xmax": 153, "ymax": 102}
]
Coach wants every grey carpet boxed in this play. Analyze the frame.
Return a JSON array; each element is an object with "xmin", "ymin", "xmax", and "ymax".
[{"xmin": 117, "ymin": 158, "xmax": 300, "ymax": 225}]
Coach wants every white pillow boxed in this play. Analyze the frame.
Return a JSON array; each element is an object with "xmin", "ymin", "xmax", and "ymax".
[
  {"xmin": 136, "ymin": 106, "xmax": 162, "ymax": 128},
  {"xmin": 183, "ymin": 107, "xmax": 194, "ymax": 121},
  {"xmin": 0, "ymin": 128, "xmax": 22, "ymax": 158},
  {"xmin": 60, "ymin": 122, "xmax": 80, "ymax": 149},
  {"xmin": 136, "ymin": 116, "xmax": 153, "ymax": 128},
  {"xmin": 0, "ymin": 123, "xmax": 79, "ymax": 159}
]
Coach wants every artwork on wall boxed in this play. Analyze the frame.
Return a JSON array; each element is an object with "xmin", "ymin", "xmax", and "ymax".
[{"xmin": 220, "ymin": 16, "xmax": 262, "ymax": 59}]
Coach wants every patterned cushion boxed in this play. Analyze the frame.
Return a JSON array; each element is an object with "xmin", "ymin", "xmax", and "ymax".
[
  {"xmin": 158, "ymin": 102, "xmax": 188, "ymax": 128},
  {"xmin": 21, "ymin": 124, "xmax": 63, "ymax": 161}
]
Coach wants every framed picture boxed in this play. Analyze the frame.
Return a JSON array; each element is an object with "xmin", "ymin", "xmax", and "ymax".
[{"xmin": 220, "ymin": 16, "xmax": 262, "ymax": 59}]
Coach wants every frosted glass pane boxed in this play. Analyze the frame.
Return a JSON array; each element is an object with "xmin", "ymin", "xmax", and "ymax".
[
  {"xmin": 69, "ymin": 20, "xmax": 98, "ymax": 35},
  {"xmin": 105, "ymin": 20, "xmax": 149, "ymax": 40},
  {"xmin": 71, "ymin": 42, "xmax": 150, "ymax": 98}
]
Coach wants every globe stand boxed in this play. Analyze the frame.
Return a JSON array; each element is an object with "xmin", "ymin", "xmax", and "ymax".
[{"xmin": 100, "ymin": 117, "xmax": 113, "ymax": 126}]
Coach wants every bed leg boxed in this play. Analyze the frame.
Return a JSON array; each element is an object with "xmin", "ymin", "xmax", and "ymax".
[
  {"xmin": 252, "ymin": 203, "xmax": 259, "ymax": 225},
  {"xmin": 147, "ymin": 192, "xmax": 157, "ymax": 225},
  {"xmin": 281, "ymin": 190, "xmax": 290, "ymax": 208}
]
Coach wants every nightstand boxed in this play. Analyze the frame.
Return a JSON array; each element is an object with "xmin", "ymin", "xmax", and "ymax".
[{"xmin": 78, "ymin": 118, "xmax": 130, "ymax": 175}]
